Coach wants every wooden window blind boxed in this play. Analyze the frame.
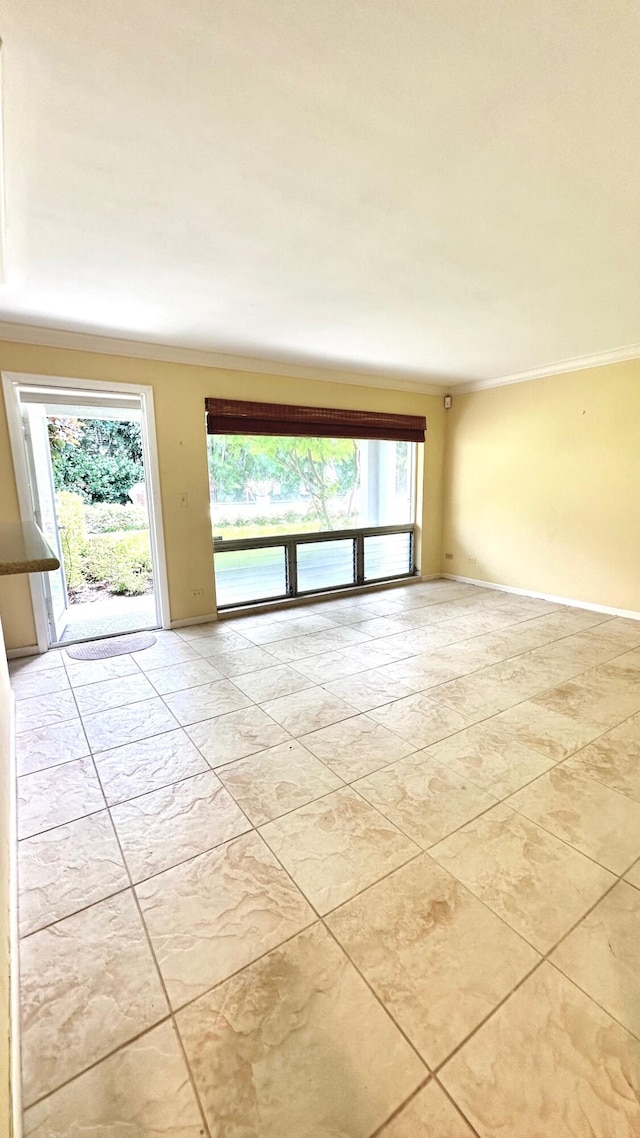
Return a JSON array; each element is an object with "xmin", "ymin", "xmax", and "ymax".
[{"xmin": 205, "ymin": 399, "xmax": 426, "ymax": 443}]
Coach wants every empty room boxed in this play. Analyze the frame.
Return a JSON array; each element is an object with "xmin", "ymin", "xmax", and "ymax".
[{"xmin": 1, "ymin": 2, "xmax": 639, "ymax": 1136}]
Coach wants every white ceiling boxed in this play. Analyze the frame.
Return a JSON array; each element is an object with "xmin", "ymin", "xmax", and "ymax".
[{"xmin": 1, "ymin": 0, "xmax": 640, "ymax": 388}]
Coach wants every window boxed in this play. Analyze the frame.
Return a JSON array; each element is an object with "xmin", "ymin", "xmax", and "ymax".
[
  {"xmin": 205, "ymin": 399, "xmax": 424, "ymax": 608},
  {"xmin": 208, "ymin": 434, "xmax": 415, "ymax": 539}
]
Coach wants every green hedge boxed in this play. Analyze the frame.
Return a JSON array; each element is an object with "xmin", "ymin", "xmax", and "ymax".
[
  {"xmin": 84, "ymin": 502, "xmax": 149, "ymax": 533},
  {"xmin": 57, "ymin": 491, "xmax": 89, "ymax": 588},
  {"xmin": 56, "ymin": 492, "xmax": 152, "ymax": 595},
  {"xmin": 84, "ymin": 531, "xmax": 152, "ymax": 595}
]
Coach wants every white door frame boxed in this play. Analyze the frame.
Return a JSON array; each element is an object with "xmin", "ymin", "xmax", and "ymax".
[{"xmin": 2, "ymin": 371, "xmax": 171, "ymax": 651}]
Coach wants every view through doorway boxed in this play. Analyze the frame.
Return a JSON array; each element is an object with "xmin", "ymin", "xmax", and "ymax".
[{"xmin": 8, "ymin": 381, "xmax": 163, "ymax": 646}]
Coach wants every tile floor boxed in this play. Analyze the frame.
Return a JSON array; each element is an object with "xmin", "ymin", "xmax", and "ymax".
[{"xmin": 10, "ymin": 578, "xmax": 640, "ymax": 1137}]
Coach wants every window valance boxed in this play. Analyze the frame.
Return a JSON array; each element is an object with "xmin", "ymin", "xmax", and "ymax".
[{"xmin": 205, "ymin": 398, "xmax": 426, "ymax": 443}]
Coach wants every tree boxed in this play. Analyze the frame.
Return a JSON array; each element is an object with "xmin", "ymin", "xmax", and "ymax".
[
  {"xmin": 49, "ymin": 417, "xmax": 145, "ymax": 504},
  {"xmin": 208, "ymin": 433, "xmax": 359, "ymax": 530}
]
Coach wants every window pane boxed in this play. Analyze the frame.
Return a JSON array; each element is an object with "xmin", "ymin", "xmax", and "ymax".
[
  {"xmin": 208, "ymin": 434, "xmax": 415, "ymax": 539},
  {"xmin": 364, "ymin": 532, "xmax": 412, "ymax": 581},
  {"xmin": 214, "ymin": 545, "xmax": 287, "ymax": 607},
  {"xmin": 297, "ymin": 539, "xmax": 354, "ymax": 593}
]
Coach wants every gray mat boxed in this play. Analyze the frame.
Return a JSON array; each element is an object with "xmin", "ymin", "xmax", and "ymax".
[{"xmin": 65, "ymin": 632, "xmax": 157, "ymax": 660}]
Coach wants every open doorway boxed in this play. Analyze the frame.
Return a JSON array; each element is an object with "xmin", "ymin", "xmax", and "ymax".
[{"xmin": 3, "ymin": 376, "xmax": 168, "ymax": 647}]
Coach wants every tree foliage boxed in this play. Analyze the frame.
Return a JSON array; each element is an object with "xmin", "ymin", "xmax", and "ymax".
[
  {"xmin": 208, "ymin": 434, "xmax": 359, "ymax": 529},
  {"xmin": 49, "ymin": 418, "xmax": 144, "ymax": 504}
]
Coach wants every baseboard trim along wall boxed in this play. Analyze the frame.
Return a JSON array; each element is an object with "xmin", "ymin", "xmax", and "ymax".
[
  {"xmin": 170, "ymin": 613, "xmax": 219, "ymax": 629},
  {"xmin": 442, "ymin": 573, "xmax": 640, "ymax": 622},
  {"xmin": 5, "ymin": 646, "xmax": 40, "ymax": 661}
]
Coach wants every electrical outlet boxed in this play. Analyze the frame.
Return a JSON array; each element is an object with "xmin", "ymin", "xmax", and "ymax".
[
  {"xmin": 178, "ymin": 493, "xmax": 188, "ymax": 508},
  {"xmin": 445, "ymin": 553, "xmax": 453, "ymax": 560},
  {"xmin": 191, "ymin": 588, "xmax": 204, "ymax": 599},
  {"xmin": 468, "ymin": 557, "xmax": 477, "ymax": 563}
]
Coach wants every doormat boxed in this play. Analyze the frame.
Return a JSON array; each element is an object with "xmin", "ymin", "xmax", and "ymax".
[{"xmin": 65, "ymin": 632, "xmax": 157, "ymax": 660}]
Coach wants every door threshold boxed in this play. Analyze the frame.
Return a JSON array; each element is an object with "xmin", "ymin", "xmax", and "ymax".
[{"xmin": 51, "ymin": 623, "xmax": 161, "ymax": 649}]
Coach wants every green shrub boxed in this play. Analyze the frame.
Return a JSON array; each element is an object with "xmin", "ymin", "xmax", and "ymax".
[
  {"xmin": 110, "ymin": 560, "xmax": 151, "ymax": 595},
  {"xmin": 84, "ymin": 502, "xmax": 148, "ymax": 533},
  {"xmin": 84, "ymin": 530, "xmax": 152, "ymax": 595},
  {"xmin": 56, "ymin": 491, "xmax": 88, "ymax": 588}
]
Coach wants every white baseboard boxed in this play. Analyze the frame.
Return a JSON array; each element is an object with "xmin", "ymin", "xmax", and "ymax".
[
  {"xmin": 420, "ymin": 573, "xmax": 442, "ymax": 581},
  {"xmin": 5, "ymin": 646, "xmax": 40, "ymax": 660},
  {"xmin": 442, "ymin": 573, "xmax": 640, "ymax": 622},
  {"xmin": 170, "ymin": 612, "xmax": 218, "ymax": 629}
]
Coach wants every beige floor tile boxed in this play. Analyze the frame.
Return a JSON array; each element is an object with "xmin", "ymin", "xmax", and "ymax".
[
  {"xmin": 185, "ymin": 704, "xmax": 291, "ymax": 766},
  {"xmin": 10, "ymin": 668, "xmax": 70, "ymax": 701},
  {"xmin": 94, "ymin": 728, "xmax": 207, "ymax": 805},
  {"xmin": 376, "ymin": 653, "xmax": 474, "ymax": 693},
  {"xmin": 217, "ymin": 739, "xmax": 342, "ymax": 824},
  {"xmin": 136, "ymin": 831, "xmax": 314, "ymax": 1007},
  {"xmin": 16, "ymin": 719, "xmax": 89, "ymax": 777},
  {"xmin": 509, "ymin": 767, "xmax": 640, "ymax": 874},
  {"xmin": 64, "ymin": 653, "xmax": 140, "ymax": 688},
  {"xmin": 82, "ymin": 697, "xmax": 179, "ymax": 753},
  {"xmin": 603, "ymin": 647, "xmax": 640, "ymax": 674},
  {"xmin": 176, "ymin": 622, "xmax": 250, "ymax": 647},
  {"xmin": 133, "ymin": 639, "xmax": 202, "ymax": 670},
  {"xmin": 20, "ymin": 891, "xmax": 168, "ymax": 1105},
  {"xmin": 357, "ymin": 615, "xmax": 419, "ymax": 639},
  {"xmin": 375, "ymin": 626, "xmax": 462, "ymax": 658},
  {"xmin": 490, "ymin": 701, "xmax": 604, "ymax": 761},
  {"xmin": 355, "ymin": 752, "xmax": 496, "ymax": 849},
  {"xmin": 176, "ymin": 922, "xmax": 425, "ymax": 1138},
  {"xmin": 145, "ymin": 656, "xmax": 224, "ymax": 694},
  {"xmin": 163, "ymin": 679, "xmax": 252, "ymax": 726},
  {"xmin": 289, "ymin": 649, "xmax": 367, "ymax": 683},
  {"xmin": 430, "ymin": 804, "xmax": 615, "ymax": 952},
  {"xmin": 239, "ymin": 613, "xmax": 338, "ymax": 644},
  {"xmin": 323, "ymin": 668, "xmax": 415, "ymax": 711},
  {"xmin": 15, "ymin": 690, "xmax": 78, "ymax": 734},
  {"xmin": 260, "ymin": 786, "xmax": 419, "ymax": 913},
  {"xmin": 111, "ymin": 770, "xmax": 251, "ymax": 882},
  {"xmin": 429, "ymin": 669, "xmax": 534, "ymax": 720},
  {"xmin": 208, "ymin": 644, "xmax": 278, "ymax": 677},
  {"xmin": 625, "ymin": 860, "xmax": 640, "ymax": 889},
  {"xmin": 23, "ymin": 1021, "xmax": 203, "ymax": 1138},
  {"xmin": 562, "ymin": 712, "xmax": 640, "ymax": 802},
  {"xmin": 267, "ymin": 624, "xmax": 371, "ymax": 662},
  {"xmin": 18, "ymin": 810, "xmax": 128, "ymax": 936},
  {"xmin": 551, "ymin": 881, "xmax": 640, "ymax": 1037},
  {"xmin": 378, "ymin": 1081, "xmax": 478, "ymax": 1136},
  {"xmin": 231, "ymin": 662, "xmax": 314, "ymax": 702},
  {"xmin": 10, "ymin": 651, "xmax": 65, "ymax": 676},
  {"xmin": 261, "ymin": 687, "xmax": 357, "ymax": 735},
  {"xmin": 189, "ymin": 632, "xmax": 262, "ymax": 660},
  {"xmin": 328, "ymin": 856, "xmax": 538, "ymax": 1067},
  {"xmin": 302, "ymin": 713, "xmax": 416, "ymax": 779},
  {"xmin": 531, "ymin": 674, "xmax": 640, "ymax": 730},
  {"xmin": 426, "ymin": 721, "xmax": 555, "ymax": 797},
  {"xmin": 440, "ymin": 963, "xmax": 640, "ymax": 1138},
  {"xmin": 18, "ymin": 757, "xmax": 105, "ymax": 840},
  {"xmin": 369, "ymin": 694, "xmax": 476, "ymax": 748},
  {"xmin": 74, "ymin": 672, "xmax": 158, "ymax": 716},
  {"xmin": 584, "ymin": 617, "xmax": 640, "ymax": 651},
  {"xmin": 344, "ymin": 640, "xmax": 417, "ymax": 669}
]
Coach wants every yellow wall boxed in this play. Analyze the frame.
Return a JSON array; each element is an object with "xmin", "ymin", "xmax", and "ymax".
[
  {"xmin": 0, "ymin": 340, "xmax": 444, "ymax": 651},
  {"xmin": 442, "ymin": 359, "xmax": 640, "ymax": 612}
]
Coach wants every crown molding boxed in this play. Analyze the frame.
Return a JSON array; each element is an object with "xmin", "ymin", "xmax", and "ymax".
[
  {"xmin": 455, "ymin": 343, "xmax": 640, "ymax": 394},
  {"xmin": 0, "ymin": 320, "xmax": 448, "ymax": 396}
]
